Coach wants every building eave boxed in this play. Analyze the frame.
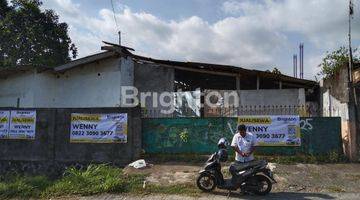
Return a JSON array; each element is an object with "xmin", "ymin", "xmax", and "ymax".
[
  {"xmin": 54, "ymin": 51, "xmax": 118, "ymax": 72},
  {"xmin": 132, "ymin": 54, "xmax": 318, "ymax": 88}
]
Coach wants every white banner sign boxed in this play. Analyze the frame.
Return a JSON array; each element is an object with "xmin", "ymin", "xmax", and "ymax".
[
  {"xmin": 70, "ymin": 113, "xmax": 127, "ymax": 143},
  {"xmin": 0, "ymin": 111, "xmax": 10, "ymax": 139},
  {"xmin": 9, "ymin": 110, "xmax": 36, "ymax": 139},
  {"xmin": 238, "ymin": 115, "xmax": 301, "ymax": 146}
]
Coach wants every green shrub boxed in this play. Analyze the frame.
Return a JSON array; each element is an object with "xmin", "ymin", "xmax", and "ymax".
[
  {"xmin": 42, "ymin": 164, "xmax": 146, "ymax": 197},
  {"xmin": 0, "ymin": 164, "xmax": 146, "ymax": 199},
  {"xmin": 0, "ymin": 175, "xmax": 52, "ymax": 199}
]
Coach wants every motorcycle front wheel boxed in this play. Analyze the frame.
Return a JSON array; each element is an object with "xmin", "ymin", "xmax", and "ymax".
[
  {"xmin": 249, "ymin": 175, "xmax": 272, "ymax": 195},
  {"xmin": 196, "ymin": 173, "xmax": 216, "ymax": 192}
]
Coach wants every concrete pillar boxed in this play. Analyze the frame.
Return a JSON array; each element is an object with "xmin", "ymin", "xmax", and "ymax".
[
  {"xmin": 236, "ymin": 76, "xmax": 241, "ymax": 90},
  {"xmin": 120, "ymin": 57, "xmax": 134, "ymax": 86},
  {"xmin": 119, "ymin": 57, "xmax": 135, "ymax": 107},
  {"xmin": 298, "ymin": 88, "xmax": 306, "ymax": 105},
  {"xmin": 256, "ymin": 76, "xmax": 260, "ymax": 90},
  {"xmin": 279, "ymin": 81, "xmax": 282, "ymax": 89}
]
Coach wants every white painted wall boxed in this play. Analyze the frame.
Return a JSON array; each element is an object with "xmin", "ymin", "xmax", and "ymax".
[
  {"xmin": 239, "ymin": 88, "xmax": 305, "ymax": 106},
  {"xmin": 0, "ymin": 57, "xmax": 123, "ymax": 108},
  {"xmin": 54, "ymin": 57, "xmax": 122, "ymax": 107},
  {"xmin": 322, "ymin": 89, "xmax": 349, "ymax": 120},
  {"xmin": 0, "ymin": 71, "xmax": 35, "ymax": 107},
  {"xmin": 33, "ymin": 71, "xmax": 57, "ymax": 107},
  {"xmin": 0, "ymin": 57, "xmax": 305, "ymax": 109}
]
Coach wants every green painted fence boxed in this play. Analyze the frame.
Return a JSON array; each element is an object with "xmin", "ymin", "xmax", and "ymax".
[{"xmin": 142, "ymin": 117, "xmax": 342, "ymax": 155}]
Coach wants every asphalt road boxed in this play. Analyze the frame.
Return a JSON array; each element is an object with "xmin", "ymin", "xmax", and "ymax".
[{"xmin": 71, "ymin": 192, "xmax": 360, "ymax": 200}]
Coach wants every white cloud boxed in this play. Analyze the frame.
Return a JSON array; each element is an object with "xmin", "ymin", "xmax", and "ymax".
[
  {"xmin": 222, "ymin": 0, "xmax": 360, "ymax": 49},
  {"xmin": 221, "ymin": 0, "xmax": 245, "ymax": 15},
  {"xmin": 47, "ymin": 0, "xmax": 80, "ymax": 18},
  {"xmin": 43, "ymin": 0, "xmax": 288, "ymax": 70},
  {"xmin": 42, "ymin": 0, "xmax": 360, "ymax": 79}
]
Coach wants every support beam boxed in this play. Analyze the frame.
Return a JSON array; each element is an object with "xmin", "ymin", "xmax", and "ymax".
[
  {"xmin": 279, "ymin": 81, "xmax": 282, "ymax": 89},
  {"xmin": 236, "ymin": 75, "xmax": 241, "ymax": 90},
  {"xmin": 256, "ymin": 76, "xmax": 260, "ymax": 90},
  {"xmin": 148, "ymin": 62, "xmax": 238, "ymax": 77}
]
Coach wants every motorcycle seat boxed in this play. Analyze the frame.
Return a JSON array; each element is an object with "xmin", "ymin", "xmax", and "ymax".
[{"xmin": 230, "ymin": 160, "xmax": 266, "ymax": 172}]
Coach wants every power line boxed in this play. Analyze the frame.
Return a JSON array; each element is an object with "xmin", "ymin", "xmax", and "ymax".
[
  {"xmin": 110, "ymin": 0, "xmax": 119, "ymax": 29},
  {"xmin": 110, "ymin": 0, "xmax": 121, "ymax": 45}
]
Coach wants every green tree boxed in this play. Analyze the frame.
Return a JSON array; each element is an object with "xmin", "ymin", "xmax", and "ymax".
[
  {"xmin": 271, "ymin": 67, "xmax": 281, "ymax": 74},
  {"xmin": 266, "ymin": 67, "xmax": 282, "ymax": 74},
  {"xmin": 318, "ymin": 46, "xmax": 359, "ymax": 79},
  {"xmin": 0, "ymin": 0, "xmax": 11, "ymax": 17},
  {"xmin": 0, "ymin": 0, "xmax": 77, "ymax": 68}
]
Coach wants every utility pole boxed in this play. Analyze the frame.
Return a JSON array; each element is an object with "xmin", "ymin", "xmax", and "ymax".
[
  {"xmin": 348, "ymin": 0, "xmax": 358, "ymax": 161},
  {"xmin": 118, "ymin": 31, "xmax": 121, "ymax": 45},
  {"xmin": 349, "ymin": 0, "xmax": 354, "ymax": 82}
]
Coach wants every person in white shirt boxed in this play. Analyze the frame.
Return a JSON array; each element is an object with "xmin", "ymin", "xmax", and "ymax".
[{"xmin": 229, "ymin": 124, "xmax": 257, "ymax": 181}]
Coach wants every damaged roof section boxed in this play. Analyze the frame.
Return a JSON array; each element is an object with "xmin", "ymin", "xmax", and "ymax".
[
  {"xmin": 132, "ymin": 54, "xmax": 317, "ymax": 88},
  {"xmin": 54, "ymin": 51, "xmax": 118, "ymax": 72},
  {"xmin": 101, "ymin": 42, "xmax": 317, "ymax": 88},
  {"xmin": 0, "ymin": 41, "xmax": 318, "ymax": 88}
]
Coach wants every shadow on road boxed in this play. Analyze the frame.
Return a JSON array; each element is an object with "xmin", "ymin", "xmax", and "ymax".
[{"xmin": 211, "ymin": 191, "xmax": 336, "ymax": 199}]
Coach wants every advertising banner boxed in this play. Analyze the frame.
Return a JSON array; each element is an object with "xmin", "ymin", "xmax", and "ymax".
[
  {"xmin": 70, "ymin": 113, "xmax": 127, "ymax": 143},
  {"xmin": 0, "ymin": 111, "xmax": 10, "ymax": 139},
  {"xmin": 9, "ymin": 110, "xmax": 36, "ymax": 139},
  {"xmin": 238, "ymin": 115, "xmax": 301, "ymax": 146}
]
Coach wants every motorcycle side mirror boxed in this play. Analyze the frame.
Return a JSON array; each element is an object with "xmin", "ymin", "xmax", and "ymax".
[{"xmin": 217, "ymin": 137, "xmax": 229, "ymax": 149}]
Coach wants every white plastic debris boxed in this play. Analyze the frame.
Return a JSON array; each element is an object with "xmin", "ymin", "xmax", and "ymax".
[
  {"xmin": 128, "ymin": 159, "xmax": 147, "ymax": 169},
  {"xmin": 268, "ymin": 162, "xmax": 277, "ymax": 171}
]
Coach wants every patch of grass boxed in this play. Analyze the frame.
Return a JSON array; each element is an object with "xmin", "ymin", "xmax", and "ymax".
[
  {"xmin": 0, "ymin": 164, "xmax": 147, "ymax": 199},
  {"xmin": 0, "ymin": 164, "xmax": 202, "ymax": 199},
  {"xmin": 42, "ymin": 164, "xmax": 146, "ymax": 197},
  {"xmin": 0, "ymin": 175, "xmax": 52, "ymax": 199},
  {"xmin": 327, "ymin": 185, "xmax": 346, "ymax": 193}
]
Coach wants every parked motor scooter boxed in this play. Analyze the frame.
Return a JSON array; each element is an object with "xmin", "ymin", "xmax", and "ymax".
[{"xmin": 196, "ymin": 138, "xmax": 276, "ymax": 195}]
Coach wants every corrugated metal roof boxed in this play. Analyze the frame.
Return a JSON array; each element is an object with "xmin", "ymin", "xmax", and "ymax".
[
  {"xmin": 54, "ymin": 51, "xmax": 118, "ymax": 72},
  {"xmin": 0, "ymin": 44, "xmax": 318, "ymax": 87},
  {"xmin": 132, "ymin": 54, "xmax": 317, "ymax": 87}
]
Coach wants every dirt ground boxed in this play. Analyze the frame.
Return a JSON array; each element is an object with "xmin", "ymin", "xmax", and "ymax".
[
  {"xmin": 123, "ymin": 162, "xmax": 360, "ymax": 193},
  {"xmin": 62, "ymin": 193, "xmax": 360, "ymax": 200}
]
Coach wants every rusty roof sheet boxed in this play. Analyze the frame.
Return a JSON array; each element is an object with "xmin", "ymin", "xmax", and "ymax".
[
  {"xmin": 0, "ymin": 44, "xmax": 318, "ymax": 87},
  {"xmin": 132, "ymin": 54, "xmax": 317, "ymax": 87}
]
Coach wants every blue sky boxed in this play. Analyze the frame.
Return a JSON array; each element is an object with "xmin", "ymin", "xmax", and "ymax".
[{"xmin": 41, "ymin": 0, "xmax": 360, "ymax": 80}]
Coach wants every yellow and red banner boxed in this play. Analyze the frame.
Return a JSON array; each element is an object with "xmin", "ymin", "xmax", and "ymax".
[
  {"xmin": 70, "ymin": 113, "xmax": 127, "ymax": 143},
  {"xmin": 8, "ymin": 110, "xmax": 36, "ymax": 139},
  {"xmin": 238, "ymin": 115, "xmax": 301, "ymax": 146},
  {"xmin": 0, "ymin": 111, "xmax": 10, "ymax": 139}
]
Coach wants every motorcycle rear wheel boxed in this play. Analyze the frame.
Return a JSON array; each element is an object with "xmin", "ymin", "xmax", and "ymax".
[
  {"xmin": 196, "ymin": 173, "xmax": 216, "ymax": 192},
  {"xmin": 250, "ymin": 175, "xmax": 272, "ymax": 195}
]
